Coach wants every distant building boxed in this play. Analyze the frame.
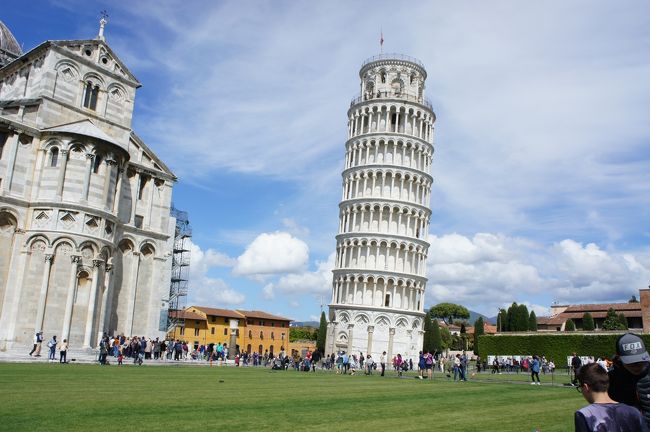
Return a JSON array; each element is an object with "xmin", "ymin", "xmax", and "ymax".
[
  {"xmin": 537, "ymin": 302, "xmax": 643, "ymax": 332},
  {"xmin": 168, "ymin": 306, "xmax": 293, "ymax": 356}
]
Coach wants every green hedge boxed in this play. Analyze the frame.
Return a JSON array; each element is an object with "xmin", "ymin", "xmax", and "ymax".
[{"xmin": 478, "ymin": 333, "xmax": 650, "ymax": 364}]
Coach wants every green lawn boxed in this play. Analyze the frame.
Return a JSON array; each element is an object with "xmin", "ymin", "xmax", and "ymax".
[{"xmin": 0, "ymin": 363, "xmax": 584, "ymax": 431}]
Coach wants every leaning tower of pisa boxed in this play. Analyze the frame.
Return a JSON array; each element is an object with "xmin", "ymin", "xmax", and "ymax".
[{"xmin": 326, "ymin": 54, "xmax": 435, "ymax": 362}]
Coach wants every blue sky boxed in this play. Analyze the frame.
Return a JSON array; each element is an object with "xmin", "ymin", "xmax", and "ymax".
[{"xmin": 3, "ymin": 1, "xmax": 650, "ymax": 321}]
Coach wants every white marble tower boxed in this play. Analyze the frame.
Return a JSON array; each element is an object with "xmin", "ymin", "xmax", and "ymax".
[{"xmin": 326, "ymin": 54, "xmax": 435, "ymax": 362}]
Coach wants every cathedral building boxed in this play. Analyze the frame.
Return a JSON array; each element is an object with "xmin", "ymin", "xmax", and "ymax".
[
  {"xmin": 0, "ymin": 19, "xmax": 176, "ymax": 350},
  {"xmin": 326, "ymin": 54, "xmax": 435, "ymax": 361}
]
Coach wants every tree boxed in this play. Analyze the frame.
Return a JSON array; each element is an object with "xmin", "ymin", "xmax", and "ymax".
[
  {"xmin": 473, "ymin": 317, "xmax": 485, "ymax": 356},
  {"xmin": 629, "ymin": 295, "xmax": 639, "ymax": 303},
  {"xmin": 516, "ymin": 304, "xmax": 530, "ymax": 331},
  {"xmin": 618, "ymin": 313, "xmax": 628, "ymax": 329},
  {"xmin": 460, "ymin": 323, "xmax": 467, "ymax": 334},
  {"xmin": 497, "ymin": 308, "xmax": 507, "ymax": 332},
  {"xmin": 423, "ymin": 314, "xmax": 435, "ymax": 353},
  {"xmin": 565, "ymin": 319, "xmax": 576, "ymax": 331},
  {"xmin": 506, "ymin": 302, "xmax": 517, "ymax": 331},
  {"xmin": 528, "ymin": 311, "xmax": 537, "ymax": 332},
  {"xmin": 440, "ymin": 326, "xmax": 452, "ymax": 351},
  {"xmin": 429, "ymin": 303, "xmax": 470, "ymax": 325},
  {"xmin": 582, "ymin": 312, "xmax": 595, "ymax": 331},
  {"xmin": 431, "ymin": 319, "xmax": 443, "ymax": 353},
  {"xmin": 603, "ymin": 308, "xmax": 627, "ymax": 330},
  {"xmin": 290, "ymin": 327, "xmax": 317, "ymax": 342},
  {"xmin": 316, "ymin": 311, "xmax": 327, "ymax": 353}
]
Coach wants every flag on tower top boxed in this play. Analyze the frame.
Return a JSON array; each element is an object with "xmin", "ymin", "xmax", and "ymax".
[{"xmin": 380, "ymin": 31, "xmax": 384, "ymax": 46}]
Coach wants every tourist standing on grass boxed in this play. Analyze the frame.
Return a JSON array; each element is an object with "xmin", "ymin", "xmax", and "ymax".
[
  {"xmin": 460, "ymin": 352, "xmax": 468, "ymax": 381},
  {"xmin": 608, "ymin": 333, "xmax": 650, "ymax": 423},
  {"xmin": 530, "ymin": 355, "xmax": 541, "ymax": 385},
  {"xmin": 395, "ymin": 354, "xmax": 404, "ymax": 377},
  {"xmin": 380, "ymin": 351, "xmax": 386, "ymax": 376},
  {"xmin": 418, "ymin": 351, "xmax": 426, "ymax": 379},
  {"xmin": 572, "ymin": 352, "xmax": 583, "ymax": 386},
  {"xmin": 575, "ymin": 362, "xmax": 649, "ymax": 432},
  {"xmin": 29, "ymin": 331, "xmax": 43, "ymax": 357},
  {"xmin": 425, "ymin": 351, "xmax": 434, "ymax": 379},
  {"xmin": 59, "ymin": 339, "xmax": 68, "ymax": 363},
  {"xmin": 453, "ymin": 354, "xmax": 461, "ymax": 381}
]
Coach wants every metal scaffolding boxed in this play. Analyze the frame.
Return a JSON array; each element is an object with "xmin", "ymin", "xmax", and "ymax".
[{"xmin": 167, "ymin": 205, "xmax": 191, "ymax": 333}]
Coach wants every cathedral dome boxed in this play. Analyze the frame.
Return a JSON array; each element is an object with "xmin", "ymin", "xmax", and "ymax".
[{"xmin": 0, "ymin": 20, "xmax": 22, "ymax": 56}]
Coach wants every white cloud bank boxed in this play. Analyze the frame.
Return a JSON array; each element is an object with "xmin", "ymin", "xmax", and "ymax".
[
  {"xmin": 233, "ymin": 231, "xmax": 309, "ymax": 276},
  {"xmin": 187, "ymin": 241, "xmax": 244, "ymax": 306},
  {"xmin": 426, "ymin": 233, "xmax": 650, "ymax": 316},
  {"xmin": 262, "ymin": 253, "xmax": 334, "ymax": 300}
]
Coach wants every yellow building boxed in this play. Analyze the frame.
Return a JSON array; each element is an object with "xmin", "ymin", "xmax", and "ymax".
[{"xmin": 169, "ymin": 306, "xmax": 292, "ymax": 356}]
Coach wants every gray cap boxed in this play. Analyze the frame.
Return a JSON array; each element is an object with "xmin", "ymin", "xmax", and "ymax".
[{"xmin": 617, "ymin": 333, "xmax": 650, "ymax": 364}]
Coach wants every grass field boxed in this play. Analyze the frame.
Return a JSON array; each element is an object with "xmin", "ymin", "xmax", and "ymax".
[{"xmin": 0, "ymin": 363, "xmax": 585, "ymax": 431}]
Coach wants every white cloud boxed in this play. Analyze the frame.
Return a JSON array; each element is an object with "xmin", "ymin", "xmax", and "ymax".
[
  {"xmin": 426, "ymin": 233, "xmax": 650, "ymax": 316},
  {"xmin": 266, "ymin": 253, "xmax": 334, "ymax": 297},
  {"xmin": 187, "ymin": 241, "xmax": 244, "ymax": 306},
  {"xmin": 233, "ymin": 231, "xmax": 309, "ymax": 276}
]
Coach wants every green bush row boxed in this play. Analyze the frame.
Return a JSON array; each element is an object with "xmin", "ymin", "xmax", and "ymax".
[{"xmin": 477, "ymin": 333, "xmax": 650, "ymax": 364}]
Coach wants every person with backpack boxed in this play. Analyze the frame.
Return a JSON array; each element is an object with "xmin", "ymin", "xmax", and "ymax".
[
  {"xmin": 572, "ymin": 352, "xmax": 583, "ymax": 386},
  {"xmin": 425, "ymin": 351, "xmax": 434, "ymax": 379},
  {"xmin": 29, "ymin": 331, "xmax": 43, "ymax": 357},
  {"xmin": 47, "ymin": 335, "xmax": 57, "ymax": 361}
]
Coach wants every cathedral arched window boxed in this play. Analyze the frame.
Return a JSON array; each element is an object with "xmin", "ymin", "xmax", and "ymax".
[
  {"xmin": 380, "ymin": 71, "xmax": 386, "ymax": 83},
  {"xmin": 93, "ymin": 154, "xmax": 102, "ymax": 173},
  {"xmin": 50, "ymin": 147, "xmax": 59, "ymax": 167},
  {"xmin": 82, "ymin": 81, "xmax": 100, "ymax": 111}
]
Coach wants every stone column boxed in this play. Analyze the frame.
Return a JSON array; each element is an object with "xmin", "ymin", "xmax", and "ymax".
[
  {"xmin": 366, "ymin": 325, "xmax": 374, "ymax": 356},
  {"xmin": 81, "ymin": 153, "xmax": 94, "ymax": 202},
  {"xmin": 146, "ymin": 178, "xmax": 156, "ymax": 229},
  {"xmin": 387, "ymin": 327, "xmax": 395, "ymax": 363},
  {"xmin": 55, "ymin": 149, "xmax": 69, "ymax": 198},
  {"xmin": 125, "ymin": 251, "xmax": 141, "ymax": 336},
  {"xmin": 97, "ymin": 262, "xmax": 113, "ymax": 340},
  {"xmin": 346, "ymin": 323, "xmax": 354, "ymax": 353},
  {"xmin": 229, "ymin": 319, "xmax": 239, "ymax": 359},
  {"xmin": 112, "ymin": 168, "xmax": 123, "ymax": 214},
  {"xmin": 102, "ymin": 159, "xmax": 115, "ymax": 211},
  {"xmin": 329, "ymin": 321, "xmax": 338, "ymax": 355},
  {"xmin": 34, "ymin": 253, "xmax": 54, "ymax": 332},
  {"xmin": 0, "ymin": 230, "xmax": 27, "ymax": 348},
  {"xmin": 61, "ymin": 255, "xmax": 81, "ymax": 341},
  {"xmin": 131, "ymin": 172, "xmax": 141, "ymax": 224},
  {"xmin": 3, "ymin": 132, "xmax": 20, "ymax": 192},
  {"xmin": 83, "ymin": 259, "xmax": 104, "ymax": 348}
]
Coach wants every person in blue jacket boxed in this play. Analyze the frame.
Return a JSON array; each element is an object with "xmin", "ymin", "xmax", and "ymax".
[{"xmin": 530, "ymin": 355, "xmax": 541, "ymax": 385}]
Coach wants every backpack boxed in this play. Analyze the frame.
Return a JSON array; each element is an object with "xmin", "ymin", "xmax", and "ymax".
[{"xmin": 426, "ymin": 354, "xmax": 433, "ymax": 365}]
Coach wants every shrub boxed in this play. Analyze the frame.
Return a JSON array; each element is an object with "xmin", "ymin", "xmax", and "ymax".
[{"xmin": 478, "ymin": 333, "xmax": 647, "ymax": 365}]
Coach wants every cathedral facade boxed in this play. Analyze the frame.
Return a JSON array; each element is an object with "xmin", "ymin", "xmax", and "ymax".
[
  {"xmin": 326, "ymin": 54, "xmax": 435, "ymax": 361},
  {"xmin": 0, "ymin": 20, "xmax": 176, "ymax": 350}
]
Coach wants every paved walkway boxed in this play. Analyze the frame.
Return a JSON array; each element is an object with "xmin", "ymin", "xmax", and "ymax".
[{"xmin": 0, "ymin": 348, "xmax": 239, "ymax": 366}]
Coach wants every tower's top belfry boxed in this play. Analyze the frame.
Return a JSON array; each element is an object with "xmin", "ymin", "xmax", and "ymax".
[{"xmin": 354, "ymin": 53, "xmax": 434, "ymax": 118}]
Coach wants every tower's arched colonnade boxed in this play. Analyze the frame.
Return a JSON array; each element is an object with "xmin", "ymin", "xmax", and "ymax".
[{"xmin": 326, "ymin": 54, "xmax": 436, "ymax": 361}]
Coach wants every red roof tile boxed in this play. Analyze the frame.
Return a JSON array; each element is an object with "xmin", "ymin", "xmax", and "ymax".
[
  {"xmin": 237, "ymin": 310, "xmax": 292, "ymax": 322},
  {"xmin": 191, "ymin": 306, "xmax": 244, "ymax": 319}
]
